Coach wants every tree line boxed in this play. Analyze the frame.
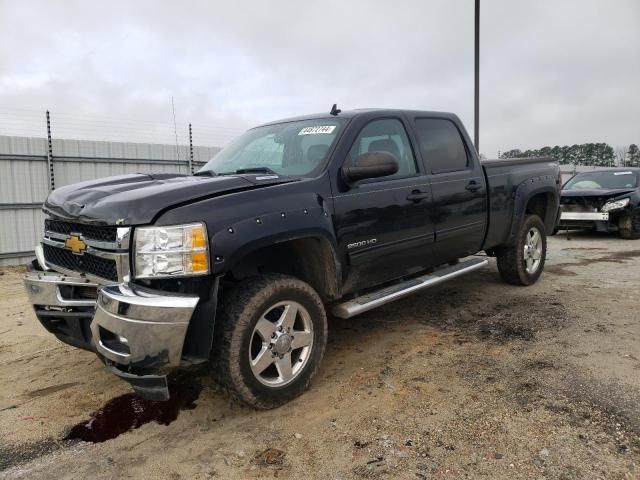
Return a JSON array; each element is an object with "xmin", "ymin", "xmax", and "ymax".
[{"xmin": 499, "ymin": 143, "xmax": 640, "ymax": 167}]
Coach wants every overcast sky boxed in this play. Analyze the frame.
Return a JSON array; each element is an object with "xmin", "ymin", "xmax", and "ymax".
[{"xmin": 1, "ymin": 0, "xmax": 639, "ymax": 156}]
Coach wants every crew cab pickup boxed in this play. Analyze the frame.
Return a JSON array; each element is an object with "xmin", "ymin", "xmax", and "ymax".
[{"xmin": 24, "ymin": 109, "xmax": 561, "ymax": 408}]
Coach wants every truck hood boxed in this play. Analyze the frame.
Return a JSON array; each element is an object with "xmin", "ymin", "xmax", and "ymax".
[{"xmin": 44, "ymin": 173, "xmax": 289, "ymax": 225}]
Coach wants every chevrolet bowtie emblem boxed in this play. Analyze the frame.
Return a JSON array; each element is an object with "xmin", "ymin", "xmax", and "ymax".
[{"xmin": 64, "ymin": 234, "xmax": 87, "ymax": 255}]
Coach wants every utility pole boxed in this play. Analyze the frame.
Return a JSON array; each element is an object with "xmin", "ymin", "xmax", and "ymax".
[{"xmin": 474, "ymin": 0, "xmax": 480, "ymax": 154}]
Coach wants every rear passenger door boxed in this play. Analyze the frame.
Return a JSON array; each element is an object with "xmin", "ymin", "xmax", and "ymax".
[{"xmin": 411, "ymin": 117, "xmax": 487, "ymax": 262}]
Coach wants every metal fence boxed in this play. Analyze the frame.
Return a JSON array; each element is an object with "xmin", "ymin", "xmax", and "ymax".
[
  {"xmin": 0, "ymin": 140, "xmax": 619, "ymax": 267},
  {"xmin": 0, "ymin": 135, "xmax": 220, "ymax": 266}
]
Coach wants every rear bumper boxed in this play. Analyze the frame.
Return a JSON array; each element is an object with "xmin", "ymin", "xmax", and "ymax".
[{"xmin": 23, "ymin": 270, "xmax": 199, "ymax": 400}]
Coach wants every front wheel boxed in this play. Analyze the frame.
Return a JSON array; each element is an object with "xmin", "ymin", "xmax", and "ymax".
[
  {"xmin": 619, "ymin": 208, "xmax": 640, "ymax": 239},
  {"xmin": 496, "ymin": 215, "xmax": 547, "ymax": 286},
  {"xmin": 214, "ymin": 274, "xmax": 327, "ymax": 409}
]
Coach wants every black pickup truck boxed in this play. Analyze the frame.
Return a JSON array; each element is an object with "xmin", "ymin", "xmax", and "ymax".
[{"xmin": 24, "ymin": 108, "xmax": 561, "ymax": 408}]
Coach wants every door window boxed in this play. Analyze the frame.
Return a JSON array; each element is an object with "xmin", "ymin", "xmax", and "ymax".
[
  {"xmin": 346, "ymin": 118, "xmax": 418, "ymax": 179},
  {"xmin": 414, "ymin": 119, "xmax": 469, "ymax": 173}
]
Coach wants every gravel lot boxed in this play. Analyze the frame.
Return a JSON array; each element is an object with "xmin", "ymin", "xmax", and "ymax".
[{"xmin": 1, "ymin": 232, "xmax": 639, "ymax": 479}]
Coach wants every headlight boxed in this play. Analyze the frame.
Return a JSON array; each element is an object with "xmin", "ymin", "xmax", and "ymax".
[
  {"xmin": 134, "ymin": 222, "xmax": 209, "ymax": 279},
  {"xmin": 601, "ymin": 198, "xmax": 630, "ymax": 213}
]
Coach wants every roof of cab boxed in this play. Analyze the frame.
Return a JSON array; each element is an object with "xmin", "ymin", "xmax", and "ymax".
[{"xmin": 255, "ymin": 108, "xmax": 460, "ymax": 128}]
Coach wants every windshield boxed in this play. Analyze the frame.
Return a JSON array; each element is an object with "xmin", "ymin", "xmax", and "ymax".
[
  {"xmin": 564, "ymin": 171, "xmax": 638, "ymax": 190},
  {"xmin": 199, "ymin": 118, "xmax": 346, "ymax": 177}
]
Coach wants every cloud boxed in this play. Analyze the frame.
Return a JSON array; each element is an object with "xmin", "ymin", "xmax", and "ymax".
[{"xmin": 0, "ymin": 0, "xmax": 638, "ymax": 155}]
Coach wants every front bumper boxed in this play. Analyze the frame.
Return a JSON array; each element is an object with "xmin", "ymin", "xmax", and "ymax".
[
  {"xmin": 560, "ymin": 211, "xmax": 609, "ymax": 221},
  {"xmin": 558, "ymin": 207, "xmax": 628, "ymax": 233},
  {"xmin": 24, "ymin": 270, "xmax": 199, "ymax": 400}
]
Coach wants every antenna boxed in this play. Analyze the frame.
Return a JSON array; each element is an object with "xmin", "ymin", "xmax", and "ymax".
[
  {"xmin": 330, "ymin": 104, "xmax": 341, "ymax": 116},
  {"xmin": 171, "ymin": 96, "xmax": 179, "ymax": 161}
]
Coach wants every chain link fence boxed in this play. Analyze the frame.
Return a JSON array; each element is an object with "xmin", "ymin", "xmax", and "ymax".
[{"xmin": 0, "ymin": 134, "xmax": 222, "ymax": 265}]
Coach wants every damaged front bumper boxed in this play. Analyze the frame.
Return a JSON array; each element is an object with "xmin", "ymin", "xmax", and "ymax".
[
  {"xmin": 24, "ymin": 270, "xmax": 199, "ymax": 400},
  {"xmin": 559, "ymin": 208, "xmax": 622, "ymax": 233}
]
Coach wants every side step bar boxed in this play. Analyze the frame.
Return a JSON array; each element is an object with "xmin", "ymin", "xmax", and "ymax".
[{"xmin": 332, "ymin": 257, "xmax": 488, "ymax": 319}]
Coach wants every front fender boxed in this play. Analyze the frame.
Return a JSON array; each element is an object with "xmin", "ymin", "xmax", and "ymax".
[{"xmin": 209, "ymin": 204, "xmax": 339, "ymax": 275}]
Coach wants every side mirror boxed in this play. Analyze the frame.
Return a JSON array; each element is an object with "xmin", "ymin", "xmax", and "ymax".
[{"xmin": 342, "ymin": 151, "xmax": 399, "ymax": 183}]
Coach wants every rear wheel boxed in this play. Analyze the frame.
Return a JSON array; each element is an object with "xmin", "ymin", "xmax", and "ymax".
[
  {"xmin": 619, "ymin": 208, "xmax": 640, "ymax": 239},
  {"xmin": 496, "ymin": 215, "xmax": 547, "ymax": 286},
  {"xmin": 214, "ymin": 274, "xmax": 327, "ymax": 409}
]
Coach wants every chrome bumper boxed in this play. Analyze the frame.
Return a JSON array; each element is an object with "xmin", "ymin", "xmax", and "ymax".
[
  {"xmin": 24, "ymin": 271, "xmax": 98, "ymax": 351},
  {"xmin": 24, "ymin": 271, "xmax": 97, "ymax": 308},
  {"xmin": 23, "ymin": 270, "xmax": 200, "ymax": 400},
  {"xmin": 92, "ymin": 283, "xmax": 199, "ymax": 368}
]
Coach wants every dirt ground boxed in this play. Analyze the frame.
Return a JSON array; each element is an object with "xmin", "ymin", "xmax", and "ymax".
[{"xmin": 1, "ymin": 231, "xmax": 639, "ymax": 479}]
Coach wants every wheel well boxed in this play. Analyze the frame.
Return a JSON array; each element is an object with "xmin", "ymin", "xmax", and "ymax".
[
  {"xmin": 525, "ymin": 192, "xmax": 554, "ymax": 226},
  {"xmin": 227, "ymin": 237, "xmax": 340, "ymax": 301}
]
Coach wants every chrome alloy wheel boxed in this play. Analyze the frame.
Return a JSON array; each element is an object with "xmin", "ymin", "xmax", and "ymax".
[
  {"xmin": 249, "ymin": 301, "xmax": 314, "ymax": 387},
  {"xmin": 523, "ymin": 227, "xmax": 543, "ymax": 274}
]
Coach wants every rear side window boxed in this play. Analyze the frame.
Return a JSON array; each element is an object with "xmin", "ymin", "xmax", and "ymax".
[{"xmin": 414, "ymin": 119, "xmax": 468, "ymax": 173}]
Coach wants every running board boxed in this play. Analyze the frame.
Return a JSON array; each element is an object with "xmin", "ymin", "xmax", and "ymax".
[{"xmin": 332, "ymin": 258, "xmax": 488, "ymax": 319}]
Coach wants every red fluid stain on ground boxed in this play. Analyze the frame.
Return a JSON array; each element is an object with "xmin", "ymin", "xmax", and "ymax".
[{"xmin": 65, "ymin": 376, "xmax": 202, "ymax": 443}]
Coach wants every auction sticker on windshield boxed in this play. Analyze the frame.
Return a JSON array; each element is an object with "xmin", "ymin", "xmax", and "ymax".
[
  {"xmin": 298, "ymin": 126, "xmax": 336, "ymax": 135},
  {"xmin": 614, "ymin": 171, "xmax": 633, "ymax": 175}
]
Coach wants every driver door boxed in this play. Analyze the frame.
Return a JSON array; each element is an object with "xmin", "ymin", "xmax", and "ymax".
[{"xmin": 331, "ymin": 117, "xmax": 435, "ymax": 293}]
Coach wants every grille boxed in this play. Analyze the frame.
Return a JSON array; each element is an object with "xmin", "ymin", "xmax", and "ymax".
[
  {"xmin": 45, "ymin": 219, "xmax": 118, "ymax": 243},
  {"xmin": 43, "ymin": 243, "xmax": 118, "ymax": 282},
  {"xmin": 561, "ymin": 203, "xmax": 598, "ymax": 213},
  {"xmin": 561, "ymin": 196, "xmax": 609, "ymax": 210}
]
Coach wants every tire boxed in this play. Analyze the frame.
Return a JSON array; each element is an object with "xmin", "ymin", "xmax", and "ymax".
[
  {"xmin": 213, "ymin": 274, "xmax": 327, "ymax": 409},
  {"xmin": 496, "ymin": 215, "xmax": 547, "ymax": 286},
  {"xmin": 619, "ymin": 208, "xmax": 640, "ymax": 239}
]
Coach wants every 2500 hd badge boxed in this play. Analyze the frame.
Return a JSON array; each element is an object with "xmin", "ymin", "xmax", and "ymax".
[{"xmin": 347, "ymin": 238, "xmax": 377, "ymax": 249}]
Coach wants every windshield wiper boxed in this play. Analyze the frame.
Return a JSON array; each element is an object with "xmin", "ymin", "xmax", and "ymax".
[{"xmin": 193, "ymin": 170, "xmax": 216, "ymax": 177}]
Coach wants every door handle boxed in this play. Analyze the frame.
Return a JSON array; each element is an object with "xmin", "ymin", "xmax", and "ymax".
[
  {"xmin": 406, "ymin": 190, "xmax": 430, "ymax": 202},
  {"xmin": 465, "ymin": 180, "xmax": 482, "ymax": 192}
]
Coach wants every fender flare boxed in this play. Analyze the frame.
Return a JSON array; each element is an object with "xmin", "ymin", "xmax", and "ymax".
[
  {"xmin": 506, "ymin": 175, "xmax": 560, "ymax": 245},
  {"xmin": 210, "ymin": 206, "xmax": 343, "ymax": 296},
  {"xmin": 225, "ymin": 228, "xmax": 340, "ymax": 272}
]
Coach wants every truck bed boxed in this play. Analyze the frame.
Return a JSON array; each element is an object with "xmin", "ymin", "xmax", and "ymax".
[{"xmin": 481, "ymin": 157, "xmax": 560, "ymax": 250}]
